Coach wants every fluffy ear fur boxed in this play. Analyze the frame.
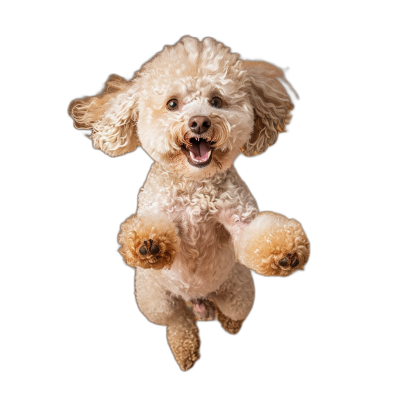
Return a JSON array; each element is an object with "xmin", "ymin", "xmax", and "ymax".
[
  {"xmin": 68, "ymin": 74, "xmax": 140, "ymax": 157},
  {"xmin": 241, "ymin": 61, "xmax": 295, "ymax": 156}
]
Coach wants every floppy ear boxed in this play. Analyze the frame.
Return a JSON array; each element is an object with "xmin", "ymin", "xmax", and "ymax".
[
  {"xmin": 68, "ymin": 74, "xmax": 140, "ymax": 157},
  {"xmin": 241, "ymin": 61, "xmax": 295, "ymax": 157}
]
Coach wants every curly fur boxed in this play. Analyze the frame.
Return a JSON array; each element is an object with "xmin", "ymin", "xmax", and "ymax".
[
  {"xmin": 69, "ymin": 75, "xmax": 141, "ymax": 157},
  {"xmin": 236, "ymin": 212, "xmax": 310, "ymax": 276},
  {"xmin": 69, "ymin": 36, "xmax": 310, "ymax": 370},
  {"xmin": 118, "ymin": 213, "xmax": 180, "ymax": 270}
]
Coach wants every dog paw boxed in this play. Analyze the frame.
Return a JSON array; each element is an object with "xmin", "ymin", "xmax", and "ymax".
[
  {"xmin": 167, "ymin": 314, "xmax": 200, "ymax": 371},
  {"xmin": 139, "ymin": 238, "xmax": 161, "ymax": 259},
  {"xmin": 237, "ymin": 211, "xmax": 310, "ymax": 276},
  {"xmin": 136, "ymin": 236, "xmax": 176, "ymax": 269},
  {"xmin": 278, "ymin": 252, "xmax": 300, "ymax": 270},
  {"xmin": 118, "ymin": 214, "xmax": 180, "ymax": 270},
  {"xmin": 215, "ymin": 306, "xmax": 244, "ymax": 334}
]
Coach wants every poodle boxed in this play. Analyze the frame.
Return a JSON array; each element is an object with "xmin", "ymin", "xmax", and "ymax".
[{"xmin": 69, "ymin": 36, "xmax": 310, "ymax": 371}]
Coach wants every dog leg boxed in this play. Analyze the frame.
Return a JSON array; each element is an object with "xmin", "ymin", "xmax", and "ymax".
[
  {"xmin": 135, "ymin": 269, "xmax": 200, "ymax": 371},
  {"xmin": 215, "ymin": 307, "xmax": 244, "ymax": 335},
  {"xmin": 189, "ymin": 298, "xmax": 245, "ymax": 334},
  {"xmin": 209, "ymin": 263, "xmax": 255, "ymax": 334},
  {"xmin": 166, "ymin": 311, "xmax": 200, "ymax": 371},
  {"xmin": 236, "ymin": 211, "xmax": 310, "ymax": 276},
  {"xmin": 118, "ymin": 213, "xmax": 180, "ymax": 270},
  {"xmin": 135, "ymin": 268, "xmax": 183, "ymax": 325}
]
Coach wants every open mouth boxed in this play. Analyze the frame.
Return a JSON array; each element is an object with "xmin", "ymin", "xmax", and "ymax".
[{"xmin": 181, "ymin": 137, "xmax": 214, "ymax": 168}]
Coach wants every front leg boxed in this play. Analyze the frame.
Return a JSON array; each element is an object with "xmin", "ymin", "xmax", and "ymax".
[
  {"xmin": 219, "ymin": 207, "xmax": 310, "ymax": 276},
  {"xmin": 235, "ymin": 211, "xmax": 310, "ymax": 276},
  {"xmin": 118, "ymin": 213, "xmax": 180, "ymax": 270}
]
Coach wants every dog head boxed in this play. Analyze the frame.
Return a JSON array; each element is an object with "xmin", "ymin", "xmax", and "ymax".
[{"xmin": 69, "ymin": 36, "xmax": 294, "ymax": 180}]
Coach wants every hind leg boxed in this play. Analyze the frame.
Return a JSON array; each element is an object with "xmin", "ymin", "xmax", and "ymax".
[
  {"xmin": 135, "ymin": 268, "xmax": 200, "ymax": 371},
  {"xmin": 166, "ymin": 312, "xmax": 200, "ymax": 371},
  {"xmin": 209, "ymin": 263, "xmax": 255, "ymax": 334}
]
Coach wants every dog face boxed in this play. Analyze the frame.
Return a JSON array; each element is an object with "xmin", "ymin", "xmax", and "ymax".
[{"xmin": 69, "ymin": 36, "xmax": 294, "ymax": 180}]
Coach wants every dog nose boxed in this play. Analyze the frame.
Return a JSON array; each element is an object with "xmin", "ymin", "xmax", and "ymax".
[{"xmin": 189, "ymin": 116, "xmax": 211, "ymax": 134}]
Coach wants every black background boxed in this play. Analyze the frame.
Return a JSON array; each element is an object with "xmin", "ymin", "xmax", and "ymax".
[{"xmin": 37, "ymin": 8, "xmax": 352, "ymax": 394}]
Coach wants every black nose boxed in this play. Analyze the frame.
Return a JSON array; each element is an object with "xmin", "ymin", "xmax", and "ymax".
[{"xmin": 189, "ymin": 116, "xmax": 211, "ymax": 134}]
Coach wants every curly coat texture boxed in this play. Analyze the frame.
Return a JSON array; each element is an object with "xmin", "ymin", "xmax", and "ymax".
[
  {"xmin": 237, "ymin": 212, "xmax": 310, "ymax": 276},
  {"xmin": 118, "ymin": 214, "xmax": 180, "ymax": 270},
  {"xmin": 69, "ymin": 36, "xmax": 310, "ymax": 370}
]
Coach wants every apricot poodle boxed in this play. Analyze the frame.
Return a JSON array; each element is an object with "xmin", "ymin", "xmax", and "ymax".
[{"xmin": 69, "ymin": 36, "xmax": 310, "ymax": 370}]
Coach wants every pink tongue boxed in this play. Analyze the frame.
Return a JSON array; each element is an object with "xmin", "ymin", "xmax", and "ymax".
[{"xmin": 190, "ymin": 140, "xmax": 211, "ymax": 159}]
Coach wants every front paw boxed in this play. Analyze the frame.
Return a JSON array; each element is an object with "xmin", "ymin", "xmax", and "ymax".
[
  {"xmin": 137, "ymin": 237, "xmax": 165, "ymax": 266},
  {"xmin": 237, "ymin": 211, "xmax": 310, "ymax": 276},
  {"xmin": 118, "ymin": 214, "xmax": 180, "ymax": 270},
  {"xmin": 277, "ymin": 252, "xmax": 301, "ymax": 271}
]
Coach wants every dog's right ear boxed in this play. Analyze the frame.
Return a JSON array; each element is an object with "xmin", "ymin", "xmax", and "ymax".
[{"xmin": 68, "ymin": 74, "xmax": 140, "ymax": 157}]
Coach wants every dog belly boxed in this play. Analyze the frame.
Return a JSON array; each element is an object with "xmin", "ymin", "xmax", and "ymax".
[
  {"xmin": 144, "ymin": 252, "xmax": 236, "ymax": 301},
  {"xmin": 139, "ymin": 233, "xmax": 236, "ymax": 301},
  {"xmin": 164, "ymin": 245, "xmax": 236, "ymax": 301}
]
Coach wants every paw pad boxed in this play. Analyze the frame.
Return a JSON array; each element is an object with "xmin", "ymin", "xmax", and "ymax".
[
  {"xmin": 139, "ymin": 239, "xmax": 160, "ymax": 256},
  {"xmin": 278, "ymin": 253, "xmax": 299, "ymax": 269},
  {"xmin": 118, "ymin": 215, "xmax": 179, "ymax": 270}
]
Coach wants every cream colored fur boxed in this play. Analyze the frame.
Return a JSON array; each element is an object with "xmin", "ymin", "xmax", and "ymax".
[{"xmin": 69, "ymin": 36, "xmax": 310, "ymax": 371}]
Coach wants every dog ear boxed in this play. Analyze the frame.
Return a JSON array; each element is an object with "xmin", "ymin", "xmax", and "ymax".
[
  {"xmin": 241, "ymin": 61, "xmax": 295, "ymax": 157},
  {"xmin": 68, "ymin": 74, "xmax": 140, "ymax": 157}
]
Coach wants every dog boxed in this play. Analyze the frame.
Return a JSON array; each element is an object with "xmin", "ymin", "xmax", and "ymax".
[{"xmin": 69, "ymin": 36, "xmax": 310, "ymax": 370}]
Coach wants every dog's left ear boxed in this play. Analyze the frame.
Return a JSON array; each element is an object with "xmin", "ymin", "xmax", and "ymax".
[{"xmin": 241, "ymin": 61, "xmax": 295, "ymax": 156}]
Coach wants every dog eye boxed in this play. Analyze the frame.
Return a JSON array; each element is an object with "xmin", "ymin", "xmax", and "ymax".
[
  {"xmin": 211, "ymin": 97, "xmax": 223, "ymax": 108},
  {"xmin": 166, "ymin": 99, "xmax": 179, "ymax": 111}
]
